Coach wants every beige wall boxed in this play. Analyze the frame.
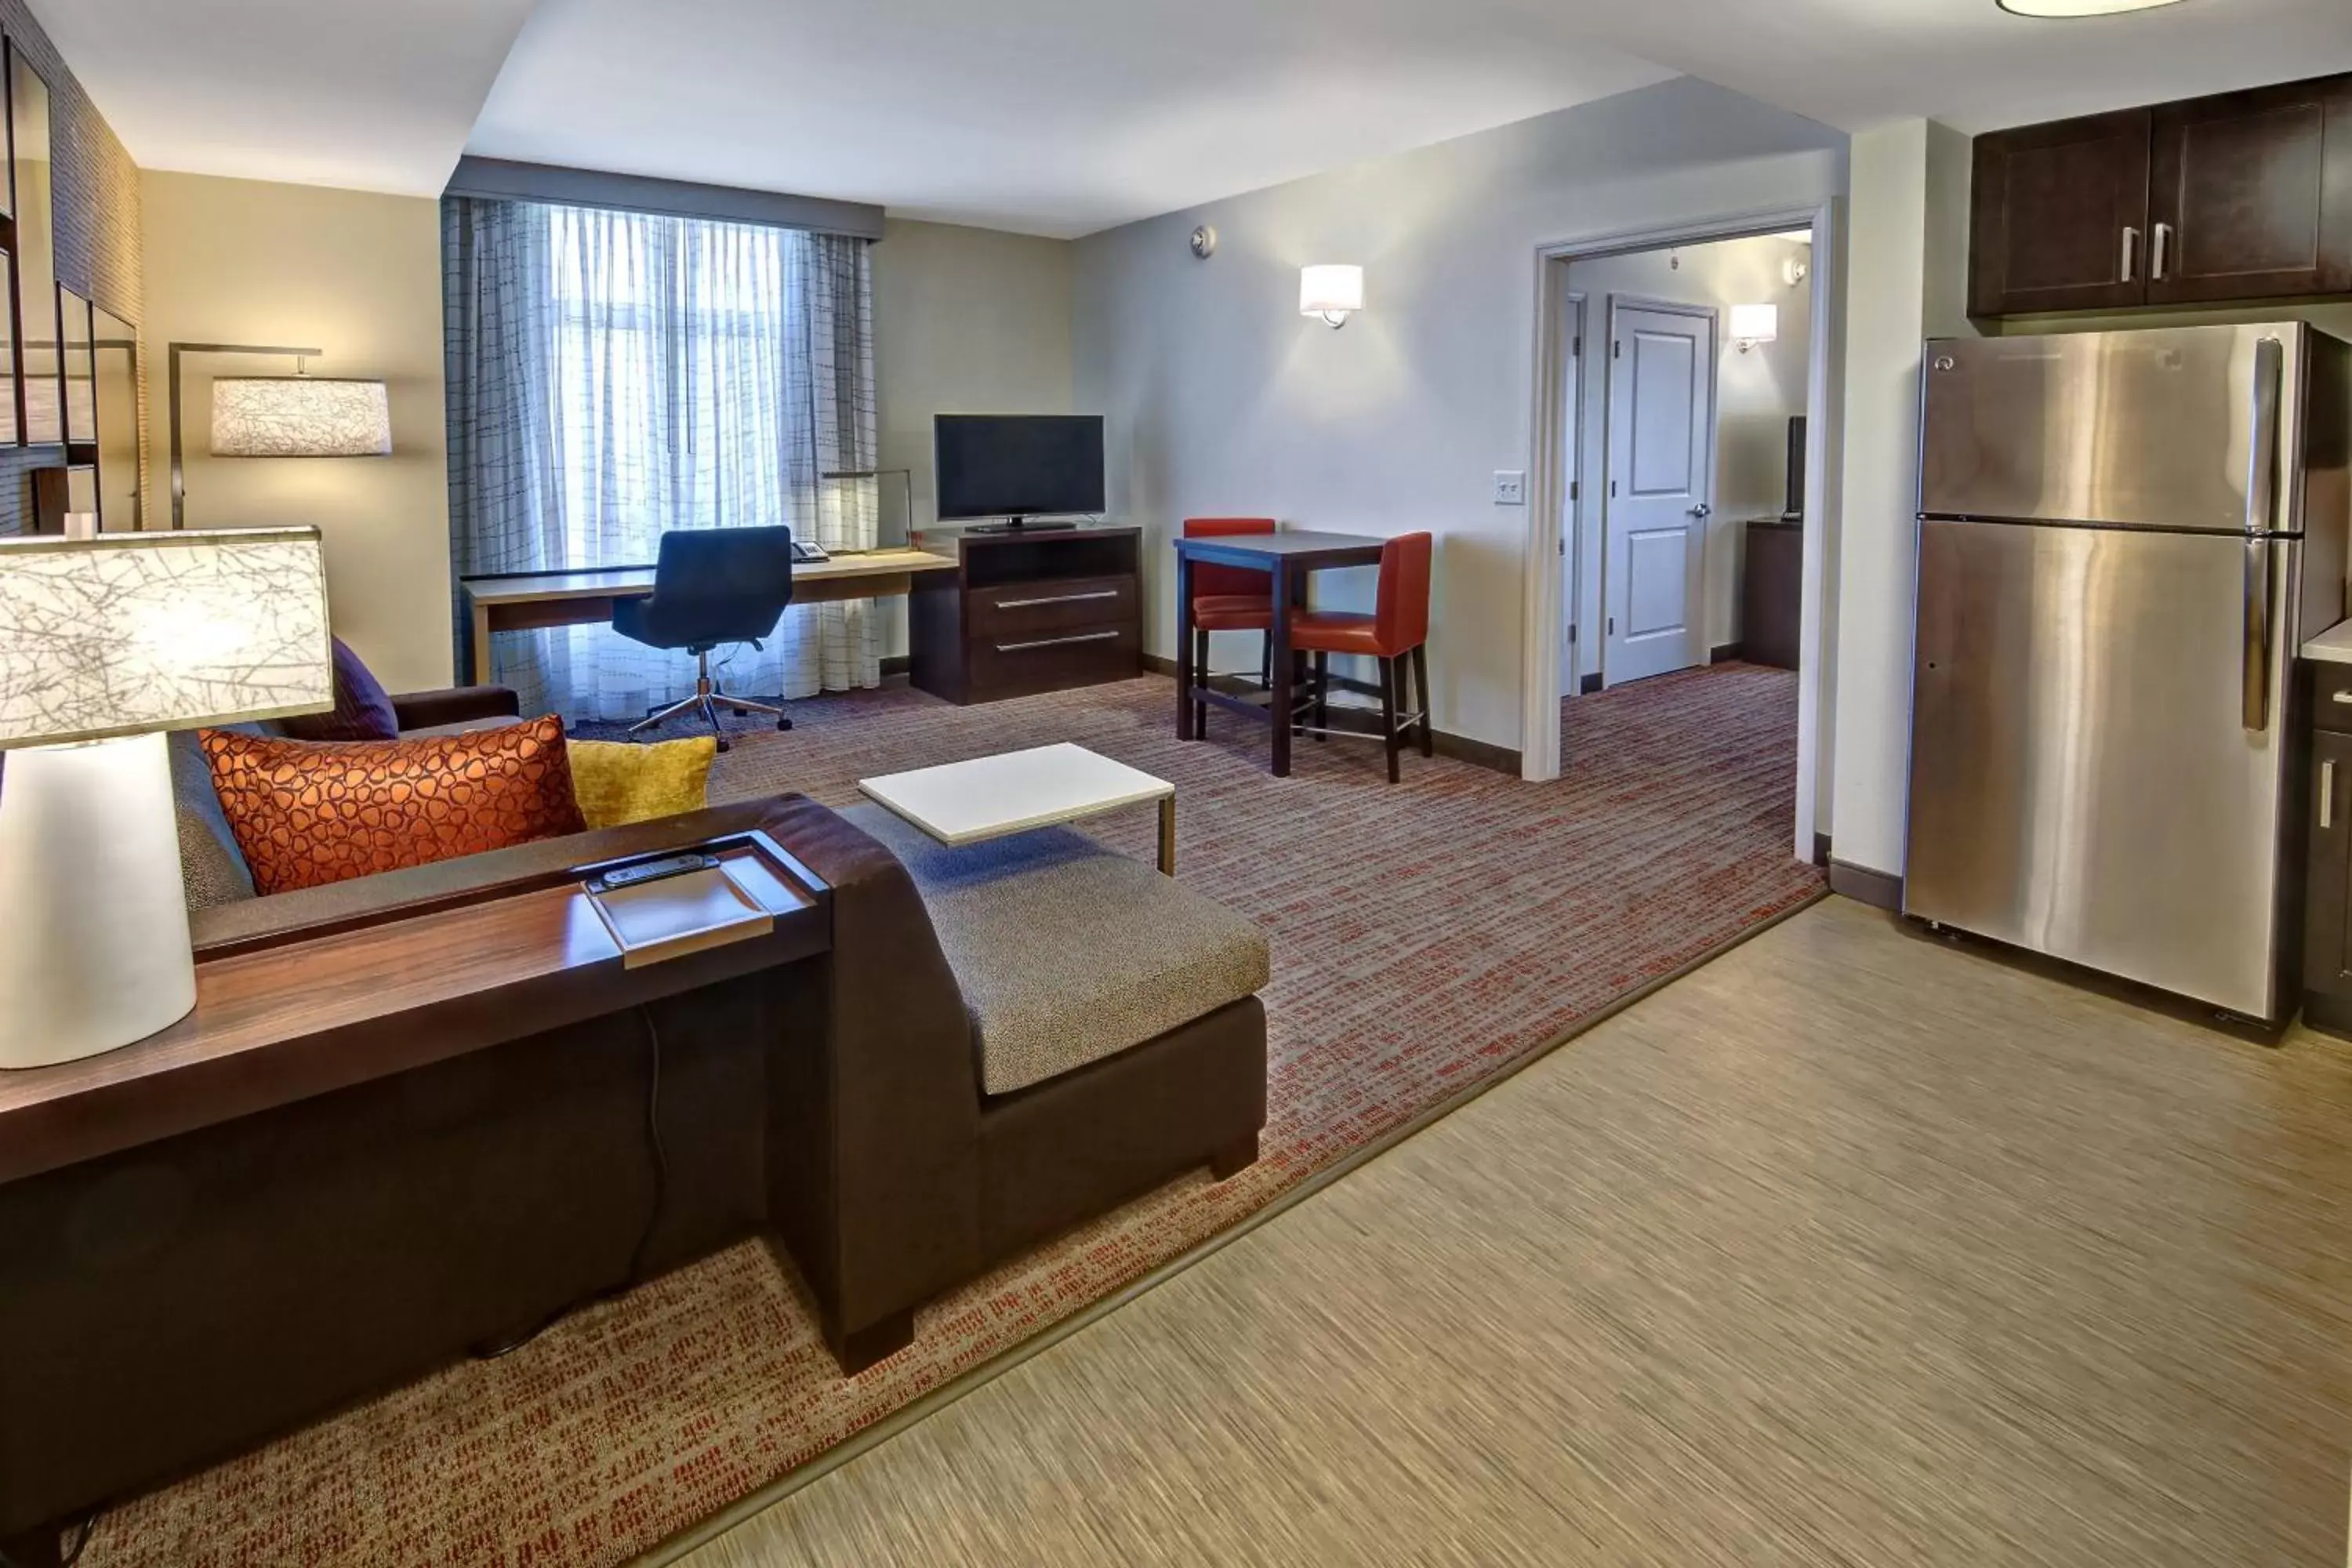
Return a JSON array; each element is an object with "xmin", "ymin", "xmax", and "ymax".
[
  {"xmin": 873, "ymin": 217, "xmax": 1076, "ymax": 525},
  {"xmin": 140, "ymin": 171, "xmax": 452, "ymax": 691},
  {"xmin": 871, "ymin": 217, "xmax": 1076, "ymax": 658},
  {"xmin": 140, "ymin": 196, "xmax": 1076, "ymax": 684}
]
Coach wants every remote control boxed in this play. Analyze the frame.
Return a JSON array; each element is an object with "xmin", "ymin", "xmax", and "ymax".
[{"xmin": 588, "ymin": 853, "xmax": 715, "ymax": 895}]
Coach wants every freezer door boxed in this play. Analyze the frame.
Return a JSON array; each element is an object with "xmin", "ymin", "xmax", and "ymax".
[
  {"xmin": 1905, "ymin": 519, "xmax": 2298, "ymax": 1019},
  {"xmin": 1920, "ymin": 325, "xmax": 2304, "ymax": 533}
]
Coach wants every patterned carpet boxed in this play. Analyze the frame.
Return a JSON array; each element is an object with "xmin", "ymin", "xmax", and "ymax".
[{"xmin": 87, "ymin": 666, "xmax": 1820, "ymax": 1568}]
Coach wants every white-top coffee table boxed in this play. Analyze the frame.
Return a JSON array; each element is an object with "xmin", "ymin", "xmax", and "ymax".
[{"xmin": 856, "ymin": 742, "xmax": 1178, "ymax": 874}]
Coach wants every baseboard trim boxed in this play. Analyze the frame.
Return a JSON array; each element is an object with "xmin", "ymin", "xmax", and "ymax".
[
  {"xmin": 880, "ymin": 655, "xmax": 910, "ymax": 677},
  {"xmin": 1140, "ymin": 655, "xmax": 1519, "ymax": 778},
  {"xmin": 1578, "ymin": 672, "xmax": 1602, "ymax": 696},
  {"xmin": 1827, "ymin": 858, "xmax": 1903, "ymax": 911},
  {"xmin": 1811, "ymin": 832, "xmax": 1832, "ymax": 869},
  {"xmin": 1709, "ymin": 641, "xmax": 1744, "ymax": 665}
]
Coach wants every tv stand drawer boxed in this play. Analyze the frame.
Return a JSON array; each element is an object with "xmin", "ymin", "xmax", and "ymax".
[
  {"xmin": 966, "ymin": 574, "xmax": 1137, "ymax": 639},
  {"xmin": 968, "ymin": 622, "xmax": 1140, "ymax": 700}
]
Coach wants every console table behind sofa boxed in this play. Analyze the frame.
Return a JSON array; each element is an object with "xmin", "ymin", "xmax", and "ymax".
[{"xmin": 0, "ymin": 791, "xmax": 1267, "ymax": 1561}]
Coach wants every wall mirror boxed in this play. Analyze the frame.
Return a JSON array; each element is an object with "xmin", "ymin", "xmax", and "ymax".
[
  {"xmin": 60, "ymin": 285, "xmax": 92, "ymax": 445},
  {"xmin": 10, "ymin": 47, "xmax": 56, "ymax": 445},
  {"xmin": 92, "ymin": 306, "xmax": 138, "ymax": 530}
]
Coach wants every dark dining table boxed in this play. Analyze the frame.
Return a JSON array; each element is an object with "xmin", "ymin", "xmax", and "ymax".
[{"xmin": 1172, "ymin": 529, "xmax": 1388, "ymax": 777}]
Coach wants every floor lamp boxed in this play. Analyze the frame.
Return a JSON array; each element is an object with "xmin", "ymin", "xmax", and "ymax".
[{"xmin": 168, "ymin": 342, "xmax": 393, "ymax": 528}]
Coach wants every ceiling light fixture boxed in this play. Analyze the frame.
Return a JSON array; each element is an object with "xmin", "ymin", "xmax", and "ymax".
[{"xmin": 1995, "ymin": 0, "xmax": 2188, "ymax": 16}]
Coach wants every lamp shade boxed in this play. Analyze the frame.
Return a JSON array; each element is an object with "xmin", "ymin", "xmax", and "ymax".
[
  {"xmin": 211, "ymin": 376, "xmax": 392, "ymax": 457},
  {"xmin": 1299, "ymin": 264, "xmax": 1365, "ymax": 318},
  {"xmin": 1730, "ymin": 303, "xmax": 1779, "ymax": 345},
  {"xmin": 0, "ymin": 528, "xmax": 334, "ymax": 748}
]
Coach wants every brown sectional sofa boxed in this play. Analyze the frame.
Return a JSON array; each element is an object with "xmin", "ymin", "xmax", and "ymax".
[{"xmin": 0, "ymin": 689, "xmax": 1269, "ymax": 1559}]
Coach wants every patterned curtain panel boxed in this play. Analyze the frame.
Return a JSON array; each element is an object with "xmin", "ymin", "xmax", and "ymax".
[{"xmin": 443, "ymin": 197, "xmax": 880, "ymax": 720}]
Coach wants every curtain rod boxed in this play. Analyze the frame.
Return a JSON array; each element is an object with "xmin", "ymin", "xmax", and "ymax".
[{"xmin": 443, "ymin": 156, "xmax": 886, "ymax": 241}]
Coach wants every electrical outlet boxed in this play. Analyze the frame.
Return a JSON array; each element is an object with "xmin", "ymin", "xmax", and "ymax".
[{"xmin": 1492, "ymin": 470, "xmax": 1526, "ymax": 506}]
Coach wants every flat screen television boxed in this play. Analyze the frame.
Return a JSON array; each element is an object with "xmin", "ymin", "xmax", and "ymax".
[{"xmin": 934, "ymin": 414, "xmax": 1105, "ymax": 530}]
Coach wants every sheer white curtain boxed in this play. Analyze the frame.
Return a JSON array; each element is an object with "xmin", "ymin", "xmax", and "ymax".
[{"xmin": 444, "ymin": 199, "xmax": 879, "ymax": 722}]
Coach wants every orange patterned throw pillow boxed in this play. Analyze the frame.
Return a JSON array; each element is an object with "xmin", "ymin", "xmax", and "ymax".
[{"xmin": 200, "ymin": 717, "xmax": 588, "ymax": 895}]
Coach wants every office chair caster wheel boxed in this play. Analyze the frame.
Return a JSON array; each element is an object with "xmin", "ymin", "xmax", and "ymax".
[
  {"xmin": 731, "ymin": 707, "xmax": 749, "ymax": 717},
  {"xmin": 776, "ymin": 716, "xmax": 793, "ymax": 731},
  {"xmin": 715, "ymin": 736, "xmax": 731, "ymax": 754}
]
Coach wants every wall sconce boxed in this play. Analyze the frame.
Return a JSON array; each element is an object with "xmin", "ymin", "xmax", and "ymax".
[
  {"xmin": 1300, "ymin": 264, "xmax": 1363, "ymax": 328},
  {"xmin": 1730, "ymin": 303, "xmax": 1779, "ymax": 354}
]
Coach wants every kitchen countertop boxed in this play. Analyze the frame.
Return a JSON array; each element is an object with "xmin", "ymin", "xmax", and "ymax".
[{"xmin": 2303, "ymin": 621, "xmax": 2352, "ymax": 666}]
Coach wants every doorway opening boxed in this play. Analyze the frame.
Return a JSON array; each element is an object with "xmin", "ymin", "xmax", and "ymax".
[{"xmin": 1522, "ymin": 206, "xmax": 1835, "ymax": 865}]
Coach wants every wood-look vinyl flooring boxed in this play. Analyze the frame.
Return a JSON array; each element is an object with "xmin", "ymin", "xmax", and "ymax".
[{"xmin": 679, "ymin": 898, "xmax": 2352, "ymax": 1567}]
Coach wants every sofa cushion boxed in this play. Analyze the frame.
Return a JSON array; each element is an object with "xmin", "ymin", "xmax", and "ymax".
[
  {"xmin": 201, "ymin": 717, "xmax": 586, "ymax": 895},
  {"xmin": 840, "ymin": 803, "xmax": 1270, "ymax": 1096},
  {"xmin": 278, "ymin": 637, "xmax": 401, "ymax": 742},
  {"xmin": 567, "ymin": 736, "xmax": 717, "ymax": 829},
  {"xmin": 167, "ymin": 730, "xmax": 260, "ymax": 909}
]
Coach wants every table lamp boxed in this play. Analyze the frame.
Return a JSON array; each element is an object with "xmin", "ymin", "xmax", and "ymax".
[{"xmin": 0, "ymin": 526, "xmax": 333, "ymax": 1069}]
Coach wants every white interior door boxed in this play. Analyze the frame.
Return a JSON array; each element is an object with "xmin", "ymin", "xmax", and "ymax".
[{"xmin": 1602, "ymin": 301, "xmax": 1714, "ymax": 688}]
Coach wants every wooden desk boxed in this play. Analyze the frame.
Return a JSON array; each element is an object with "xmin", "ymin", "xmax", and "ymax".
[
  {"xmin": 0, "ymin": 832, "xmax": 827, "ymax": 1186},
  {"xmin": 459, "ymin": 547, "xmax": 958, "ymax": 685},
  {"xmin": 1173, "ymin": 530, "xmax": 1387, "ymax": 776}
]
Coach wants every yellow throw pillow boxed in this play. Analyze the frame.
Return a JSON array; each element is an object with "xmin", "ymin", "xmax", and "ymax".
[{"xmin": 565, "ymin": 736, "xmax": 717, "ymax": 829}]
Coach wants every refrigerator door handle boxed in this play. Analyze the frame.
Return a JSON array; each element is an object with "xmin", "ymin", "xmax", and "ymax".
[
  {"xmin": 2242, "ymin": 539, "xmax": 2273, "ymax": 732},
  {"xmin": 2246, "ymin": 335, "xmax": 2283, "ymax": 536},
  {"xmin": 2241, "ymin": 336, "xmax": 2284, "ymax": 732}
]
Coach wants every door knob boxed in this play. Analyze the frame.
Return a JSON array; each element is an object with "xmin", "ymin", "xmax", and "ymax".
[{"xmin": 1689, "ymin": 503, "xmax": 1712, "ymax": 518}]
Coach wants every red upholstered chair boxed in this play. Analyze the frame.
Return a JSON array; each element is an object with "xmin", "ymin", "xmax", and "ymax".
[
  {"xmin": 1283, "ymin": 532, "xmax": 1434, "ymax": 782},
  {"xmin": 1183, "ymin": 517, "xmax": 1279, "ymax": 732}
]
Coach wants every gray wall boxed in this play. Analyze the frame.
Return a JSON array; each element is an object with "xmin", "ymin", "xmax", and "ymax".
[{"xmin": 1073, "ymin": 76, "xmax": 1846, "ymax": 750}]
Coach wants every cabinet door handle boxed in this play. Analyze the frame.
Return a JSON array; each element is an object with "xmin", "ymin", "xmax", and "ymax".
[
  {"xmin": 996, "ymin": 630, "xmax": 1123, "ymax": 654},
  {"xmin": 2325, "ymin": 760, "xmax": 2336, "ymax": 831},
  {"xmin": 2332, "ymin": 690, "xmax": 2352, "ymax": 704},
  {"xmin": 2119, "ymin": 226, "xmax": 2141, "ymax": 284},
  {"xmin": 2151, "ymin": 222, "xmax": 2172, "ymax": 281},
  {"xmin": 993, "ymin": 590, "xmax": 1120, "ymax": 610}
]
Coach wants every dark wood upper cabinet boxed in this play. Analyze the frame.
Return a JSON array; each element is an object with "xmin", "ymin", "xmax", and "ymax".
[
  {"xmin": 1970, "ymin": 71, "xmax": 2352, "ymax": 318},
  {"xmin": 1969, "ymin": 108, "xmax": 2152, "ymax": 318},
  {"xmin": 2148, "ymin": 76, "xmax": 2352, "ymax": 305}
]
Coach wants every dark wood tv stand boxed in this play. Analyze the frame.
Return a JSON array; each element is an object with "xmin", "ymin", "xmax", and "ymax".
[{"xmin": 908, "ymin": 522, "xmax": 1142, "ymax": 704}]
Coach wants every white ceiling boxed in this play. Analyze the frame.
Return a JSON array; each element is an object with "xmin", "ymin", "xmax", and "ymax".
[
  {"xmin": 463, "ymin": 0, "xmax": 1679, "ymax": 236},
  {"xmin": 24, "ymin": 0, "xmax": 538, "ymax": 195},
  {"xmin": 31, "ymin": 0, "xmax": 2352, "ymax": 234}
]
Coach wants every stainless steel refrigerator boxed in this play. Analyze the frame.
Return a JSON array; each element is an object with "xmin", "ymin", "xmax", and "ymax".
[{"xmin": 1907, "ymin": 322, "xmax": 2350, "ymax": 1024}]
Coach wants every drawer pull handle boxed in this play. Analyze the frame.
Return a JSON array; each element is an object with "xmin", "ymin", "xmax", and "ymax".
[
  {"xmin": 996, "ymin": 630, "xmax": 1123, "ymax": 654},
  {"xmin": 994, "ymin": 590, "xmax": 1120, "ymax": 610},
  {"xmin": 2332, "ymin": 691, "xmax": 2352, "ymax": 704},
  {"xmin": 2326, "ymin": 760, "xmax": 2336, "ymax": 832}
]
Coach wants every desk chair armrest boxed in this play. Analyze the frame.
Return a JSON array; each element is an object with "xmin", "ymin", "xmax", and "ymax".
[{"xmin": 390, "ymin": 685, "xmax": 522, "ymax": 731}]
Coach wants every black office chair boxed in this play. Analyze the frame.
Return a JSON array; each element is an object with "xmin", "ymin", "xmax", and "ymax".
[{"xmin": 612, "ymin": 526, "xmax": 797, "ymax": 750}]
